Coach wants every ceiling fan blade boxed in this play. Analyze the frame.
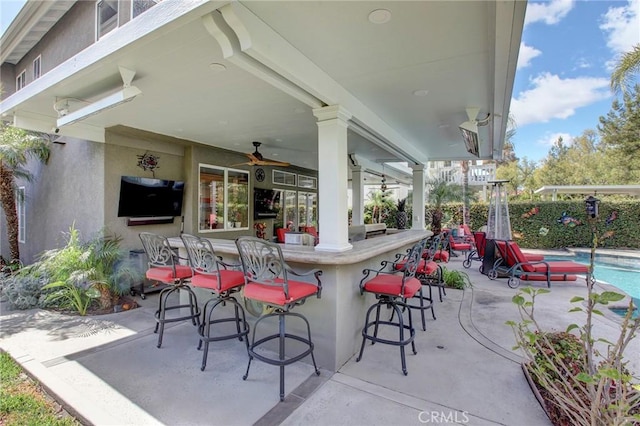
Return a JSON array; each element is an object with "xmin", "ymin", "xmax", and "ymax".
[
  {"xmin": 257, "ymin": 160, "xmax": 291, "ymax": 167},
  {"xmin": 230, "ymin": 161, "xmax": 253, "ymax": 167},
  {"xmin": 247, "ymin": 152, "xmax": 260, "ymax": 162}
]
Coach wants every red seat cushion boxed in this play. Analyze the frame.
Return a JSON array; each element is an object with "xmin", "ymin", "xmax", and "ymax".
[
  {"xmin": 422, "ymin": 260, "xmax": 439, "ymax": 275},
  {"xmin": 191, "ymin": 270, "xmax": 246, "ymax": 292},
  {"xmin": 521, "ymin": 274, "xmax": 578, "ymax": 281},
  {"xmin": 362, "ymin": 275, "xmax": 421, "ymax": 298},
  {"xmin": 433, "ymin": 250, "xmax": 449, "ymax": 263},
  {"xmin": 146, "ymin": 265, "xmax": 192, "ymax": 283},
  {"xmin": 504, "ymin": 242, "xmax": 536, "ymax": 272},
  {"xmin": 474, "ymin": 232, "xmax": 486, "ymax": 257},
  {"xmin": 451, "ymin": 242, "xmax": 472, "ymax": 250},
  {"xmin": 244, "ymin": 278, "xmax": 318, "ymax": 306},
  {"xmin": 531, "ymin": 261, "xmax": 589, "ymax": 274}
]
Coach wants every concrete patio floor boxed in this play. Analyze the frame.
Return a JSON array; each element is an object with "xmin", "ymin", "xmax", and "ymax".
[{"xmin": 0, "ymin": 250, "xmax": 637, "ymax": 425}]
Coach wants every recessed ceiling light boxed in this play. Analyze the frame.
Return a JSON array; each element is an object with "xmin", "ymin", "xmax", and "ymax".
[
  {"xmin": 413, "ymin": 89, "xmax": 429, "ymax": 97},
  {"xmin": 368, "ymin": 9, "xmax": 391, "ymax": 24},
  {"xmin": 209, "ymin": 63, "xmax": 226, "ymax": 72}
]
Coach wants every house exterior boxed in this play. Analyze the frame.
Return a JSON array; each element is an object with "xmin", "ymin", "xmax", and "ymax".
[{"xmin": 0, "ymin": 0, "xmax": 526, "ymax": 264}]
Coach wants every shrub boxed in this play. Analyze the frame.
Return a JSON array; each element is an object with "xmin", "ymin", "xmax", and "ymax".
[{"xmin": 1, "ymin": 268, "xmax": 49, "ymax": 310}]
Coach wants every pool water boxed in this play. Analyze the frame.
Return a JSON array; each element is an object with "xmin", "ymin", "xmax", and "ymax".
[{"xmin": 545, "ymin": 253, "xmax": 639, "ymax": 318}]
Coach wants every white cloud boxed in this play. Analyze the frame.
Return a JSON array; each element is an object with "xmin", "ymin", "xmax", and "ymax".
[
  {"xmin": 517, "ymin": 43, "xmax": 542, "ymax": 69},
  {"xmin": 537, "ymin": 132, "xmax": 574, "ymax": 148},
  {"xmin": 510, "ymin": 73, "xmax": 610, "ymax": 126},
  {"xmin": 600, "ymin": 0, "xmax": 640, "ymax": 56},
  {"xmin": 525, "ymin": 0, "xmax": 574, "ymax": 26}
]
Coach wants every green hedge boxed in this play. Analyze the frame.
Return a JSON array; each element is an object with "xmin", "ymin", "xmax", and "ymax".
[{"xmin": 430, "ymin": 200, "xmax": 640, "ymax": 249}]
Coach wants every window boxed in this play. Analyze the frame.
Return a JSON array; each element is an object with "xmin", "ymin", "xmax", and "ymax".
[
  {"xmin": 16, "ymin": 187, "xmax": 25, "ymax": 243},
  {"xmin": 272, "ymin": 170, "xmax": 296, "ymax": 186},
  {"xmin": 298, "ymin": 175, "xmax": 317, "ymax": 189},
  {"xmin": 16, "ymin": 70, "xmax": 26, "ymax": 91},
  {"xmin": 132, "ymin": 0, "xmax": 161, "ymax": 18},
  {"xmin": 32, "ymin": 56, "xmax": 41, "ymax": 80},
  {"xmin": 96, "ymin": 0, "xmax": 118, "ymax": 40},
  {"xmin": 198, "ymin": 165, "xmax": 249, "ymax": 232},
  {"xmin": 298, "ymin": 192, "xmax": 317, "ymax": 228},
  {"xmin": 275, "ymin": 189, "xmax": 297, "ymax": 229}
]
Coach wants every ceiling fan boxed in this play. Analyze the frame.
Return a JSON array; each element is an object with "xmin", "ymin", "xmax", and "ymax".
[{"xmin": 233, "ymin": 141, "xmax": 291, "ymax": 167}]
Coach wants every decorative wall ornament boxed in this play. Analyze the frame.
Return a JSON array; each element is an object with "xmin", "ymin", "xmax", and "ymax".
[{"xmin": 137, "ymin": 152, "xmax": 160, "ymax": 176}]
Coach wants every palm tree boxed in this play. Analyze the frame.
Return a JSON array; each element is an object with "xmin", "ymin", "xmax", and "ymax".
[
  {"xmin": 0, "ymin": 123, "xmax": 50, "ymax": 262},
  {"xmin": 611, "ymin": 44, "xmax": 640, "ymax": 95},
  {"xmin": 426, "ymin": 179, "xmax": 464, "ymax": 235},
  {"xmin": 365, "ymin": 189, "xmax": 394, "ymax": 224}
]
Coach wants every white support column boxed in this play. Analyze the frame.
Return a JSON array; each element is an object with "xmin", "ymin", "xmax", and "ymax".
[
  {"xmin": 313, "ymin": 105, "xmax": 352, "ymax": 252},
  {"xmin": 351, "ymin": 165, "xmax": 364, "ymax": 226},
  {"xmin": 411, "ymin": 164, "xmax": 426, "ymax": 230}
]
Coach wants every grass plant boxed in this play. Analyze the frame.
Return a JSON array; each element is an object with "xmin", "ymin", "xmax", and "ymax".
[{"xmin": 0, "ymin": 351, "xmax": 81, "ymax": 426}]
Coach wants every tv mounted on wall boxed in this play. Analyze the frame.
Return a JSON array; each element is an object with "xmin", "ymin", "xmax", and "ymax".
[
  {"xmin": 254, "ymin": 188, "xmax": 281, "ymax": 219},
  {"xmin": 117, "ymin": 176, "xmax": 185, "ymax": 217}
]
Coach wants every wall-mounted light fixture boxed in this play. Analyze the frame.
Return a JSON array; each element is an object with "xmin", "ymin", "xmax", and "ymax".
[
  {"xmin": 57, "ymin": 67, "xmax": 141, "ymax": 128},
  {"xmin": 459, "ymin": 107, "xmax": 490, "ymax": 157}
]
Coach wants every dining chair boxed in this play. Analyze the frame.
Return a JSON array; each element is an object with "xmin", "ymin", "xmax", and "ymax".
[
  {"xmin": 139, "ymin": 232, "xmax": 200, "ymax": 348},
  {"xmin": 235, "ymin": 236, "xmax": 322, "ymax": 401},
  {"xmin": 356, "ymin": 239, "xmax": 424, "ymax": 375},
  {"xmin": 181, "ymin": 234, "xmax": 249, "ymax": 371}
]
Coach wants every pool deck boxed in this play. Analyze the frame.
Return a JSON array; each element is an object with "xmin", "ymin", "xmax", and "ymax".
[{"xmin": 0, "ymin": 248, "xmax": 638, "ymax": 425}]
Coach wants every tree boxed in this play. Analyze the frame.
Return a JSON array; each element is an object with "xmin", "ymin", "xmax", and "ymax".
[
  {"xmin": 365, "ymin": 189, "xmax": 394, "ymax": 224},
  {"xmin": 610, "ymin": 44, "xmax": 640, "ymax": 95},
  {"xmin": 0, "ymin": 123, "xmax": 50, "ymax": 262},
  {"xmin": 598, "ymin": 85, "xmax": 640, "ymax": 182},
  {"xmin": 426, "ymin": 179, "xmax": 464, "ymax": 235}
]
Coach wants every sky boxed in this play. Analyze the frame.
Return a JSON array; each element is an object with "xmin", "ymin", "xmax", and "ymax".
[
  {"xmin": 511, "ymin": 0, "xmax": 640, "ymax": 162},
  {"xmin": 1, "ymin": 0, "xmax": 639, "ymax": 164}
]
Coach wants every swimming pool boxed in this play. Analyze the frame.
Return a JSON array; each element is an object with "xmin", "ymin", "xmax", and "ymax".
[{"xmin": 545, "ymin": 252, "xmax": 639, "ymax": 317}]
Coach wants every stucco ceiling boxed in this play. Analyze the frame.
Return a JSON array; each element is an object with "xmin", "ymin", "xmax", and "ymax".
[{"xmin": 1, "ymin": 0, "xmax": 525, "ymax": 179}]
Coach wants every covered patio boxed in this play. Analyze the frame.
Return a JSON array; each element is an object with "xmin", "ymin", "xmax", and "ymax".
[
  {"xmin": 1, "ymin": 0, "xmax": 525, "ymax": 253},
  {"xmin": 1, "ymin": 251, "xmax": 637, "ymax": 424}
]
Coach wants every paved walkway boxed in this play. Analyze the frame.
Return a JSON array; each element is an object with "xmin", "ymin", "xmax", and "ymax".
[{"xmin": 1, "ymin": 250, "xmax": 637, "ymax": 425}]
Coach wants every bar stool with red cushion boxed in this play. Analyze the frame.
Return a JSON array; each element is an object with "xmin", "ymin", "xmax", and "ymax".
[
  {"xmin": 356, "ymin": 239, "xmax": 424, "ymax": 375},
  {"xmin": 235, "ymin": 236, "xmax": 322, "ymax": 402},
  {"xmin": 427, "ymin": 234, "xmax": 450, "ymax": 263},
  {"xmin": 139, "ymin": 232, "xmax": 200, "ymax": 348},
  {"xmin": 424, "ymin": 235, "xmax": 447, "ymax": 301},
  {"xmin": 389, "ymin": 238, "xmax": 435, "ymax": 330},
  {"xmin": 181, "ymin": 234, "xmax": 249, "ymax": 371}
]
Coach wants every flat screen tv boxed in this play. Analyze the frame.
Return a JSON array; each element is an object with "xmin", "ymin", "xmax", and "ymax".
[
  {"xmin": 254, "ymin": 188, "xmax": 281, "ymax": 219},
  {"xmin": 117, "ymin": 176, "xmax": 185, "ymax": 217}
]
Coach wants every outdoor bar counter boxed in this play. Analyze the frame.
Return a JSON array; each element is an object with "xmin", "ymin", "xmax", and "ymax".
[{"xmin": 169, "ymin": 229, "xmax": 430, "ymax": 372}]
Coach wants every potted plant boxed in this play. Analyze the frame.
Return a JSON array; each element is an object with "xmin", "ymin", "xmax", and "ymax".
[{"xmin": 396, "ymin": 198, "xmax": 408, "ymax": 229}]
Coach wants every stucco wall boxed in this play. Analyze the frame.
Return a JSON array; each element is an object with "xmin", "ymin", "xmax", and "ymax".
[
  {"xmin": 11, "ymin": 1, "xmax": 95, "ymax": 94},
  {"xmin": 18, "ymin": 137, "xmax": 105, "ymax": 264},
  {"xmin": 104, "ymin": 131, "xmax": 186, "ymax": 252}
]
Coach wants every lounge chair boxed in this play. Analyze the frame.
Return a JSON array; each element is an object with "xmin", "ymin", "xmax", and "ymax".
[
  {"xmin": 463, "ymin": 231, "xmax": 486, "ymax": 270},
  {"xmin": 490, "ymin": 240, "xmax": 589, "ymax": 288}
]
